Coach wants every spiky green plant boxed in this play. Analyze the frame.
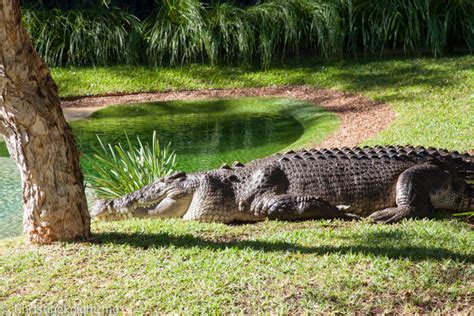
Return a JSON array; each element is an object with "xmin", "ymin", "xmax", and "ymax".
[
  {"xmin": 206, "ymin": 2, "xmax": 254, "ymax": 64},
  {"xmin": 345, "ymin": 0, "xmax": 473, "ymax": 57},
  {"xmin": 428, "ymin": 0, "xmax": 473, "ymax": 55},
  {"xmin": 350, "ymin": 0, "xmax": 426, "ymax": 55},
  {"xmin": 86, "ymin": 132, "xmax": 177, "ymax": 199},
  {"xmin": 453, "ymin": 211, "xmax": 474, "ymax": 218},
  {"xmin": 297, "ymin": 0, "xmax": 344, "ymax": 58},
  {"xmin": 22, "ymin": 6, "xmax": 141, "ymax": 66},
  {"xmin": 246, "ymin": 0, "xmax": 303, "ymax": 67},
  {"xmin": 144, "ymin": 0, "xmax": 212, "ymax": 66}
]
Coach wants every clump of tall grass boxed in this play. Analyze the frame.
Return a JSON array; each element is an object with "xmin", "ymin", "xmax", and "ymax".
[
  {"xmin": 351, "ymin": 0, "xmax": 429, "ymax": 55},
  {"xmin": 144, "ymin": 0, "xmax": 212, "ymax": 66},
  {"xmin": 86, "ymin": 132, "xmax": 177, "ymax": 199},
  {"xmin": 206, "ymin": 2, "xmax": 254, "ymax": 64},
  {"xmin": 345, "ymin": 0, "xmax": 473, "ymax": 56},
  {"xmin": 297, "ymin": 0, "xmax": 344, "ymax": 58},
  {"xmin": 22, "ymin": 6, "xmax": 141, "ymax": 66},
  {"xmin": 247, "ymin": 0, "xmax": 304, "ymax": 67},
  {"xmin": 206, "ymin": 0, "xmax": 344, "ymax": 67}
]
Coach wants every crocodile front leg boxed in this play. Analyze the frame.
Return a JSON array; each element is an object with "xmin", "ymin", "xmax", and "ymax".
[
  {"xmin": 183, "ymin": 174, "xmax": 230, "ymax": 222},
  {"xmin": 183, "ymin": 174, "xmax": 257, "ymax": 223},
  {"xmin": 250, "ymin": 193, "xmax": 360, "ymax": 220},
  {"xmin": 369, "ymin": 163, "xmax": 455, "ymax": 223}
]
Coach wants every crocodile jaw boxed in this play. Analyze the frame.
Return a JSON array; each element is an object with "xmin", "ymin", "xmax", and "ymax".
[{"xmin": 91, "ymin": 183, "xmax": 193, "ymax": 221}]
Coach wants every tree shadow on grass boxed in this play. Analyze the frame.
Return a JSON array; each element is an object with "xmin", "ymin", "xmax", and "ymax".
[{"xmin": 90, "ymin": 230, "xmax": 473, "ymax": 262}]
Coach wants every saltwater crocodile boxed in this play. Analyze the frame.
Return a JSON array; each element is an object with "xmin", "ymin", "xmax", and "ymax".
[{"xmin": 91, "ymin": 145, "xmax": 473, "ymax": 223}]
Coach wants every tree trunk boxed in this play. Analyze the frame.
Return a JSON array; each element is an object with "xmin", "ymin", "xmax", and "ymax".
[{"xmin": 0, "ymin": 0, "xmax": 90, "ymax": 243}]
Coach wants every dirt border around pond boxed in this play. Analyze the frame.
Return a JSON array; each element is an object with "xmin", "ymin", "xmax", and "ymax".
[{"xmin": 61, "ymin": 86, "xmax": 396, "ymax": 148}]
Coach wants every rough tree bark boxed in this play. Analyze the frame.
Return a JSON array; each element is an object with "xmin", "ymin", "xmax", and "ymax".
[{"xmin": 0, "ymin": 0, "xmax": 90, "ymax": 243}]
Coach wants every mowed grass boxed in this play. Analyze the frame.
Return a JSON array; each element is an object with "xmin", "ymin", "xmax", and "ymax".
[
  {"xmin": 53, "ymin": 55, "xmax": 474, "ymax": 151},
  {"xmin": 0, "ymin": 219, "xmax": 472, "ymax": 313}
]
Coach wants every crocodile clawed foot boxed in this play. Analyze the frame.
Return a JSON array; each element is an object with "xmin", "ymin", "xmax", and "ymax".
[{"xmin": 368, "ymin": 207, "xmax": 413, "ymax": 224}]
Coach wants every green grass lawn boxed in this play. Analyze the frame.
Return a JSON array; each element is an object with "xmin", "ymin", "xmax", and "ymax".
[{"xmin": 1, "ymin": 219, "xmax": 472, "ymax": 313}]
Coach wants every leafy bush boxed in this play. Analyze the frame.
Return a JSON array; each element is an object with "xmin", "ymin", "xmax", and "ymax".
[
  {"xmin": 247, "ymin": 0, "xmax": 302, "ymax": 67},
  {"xmin": 206, "ymin": 2, "xmax": 254, "ymax": 64},
  {"xmin": 144, "ymin": 0, "xmax": 211, "ymax": 66},
  {"xmin": 348, "ymin": 0, "xmax": 473, "ymax": 57},
  {"xmin": 23, "ymin": 6, "xmax": 141, "ymax": 66},
  {"xmin": 86, "ymin": 132, "xmax": 177, "ymax": 199}
]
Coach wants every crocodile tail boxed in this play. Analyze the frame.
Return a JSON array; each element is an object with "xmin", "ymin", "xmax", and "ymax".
[{"xmin": 466, "ymin": 167, "xmax": 474, "ymax": 202}]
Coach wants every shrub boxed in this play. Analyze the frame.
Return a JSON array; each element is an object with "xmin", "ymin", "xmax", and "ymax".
[
  {"xmin": 143, "ymin": 0, "xmax": 212, "ymax": 66},
  {"xmin": 22, "ymin": 6, "xmax": 141, "ymax": 66},
  {"xmin": 297, "ymin": 0, "xmax": 344, "ymax": 58},
  {"xmin": 206, "ymin": 2, "xmax": 254, "ymax": 64},
  {"xmin": 86, "ymin": 132, "xmax": 177, "ymax": 199}
]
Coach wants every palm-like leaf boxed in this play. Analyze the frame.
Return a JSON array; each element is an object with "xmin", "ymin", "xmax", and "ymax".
[{"xmin": 86, "ymin": 132, "xmax": 177, "ymax": 199}]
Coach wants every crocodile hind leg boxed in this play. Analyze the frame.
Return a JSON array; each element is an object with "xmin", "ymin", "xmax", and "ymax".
[
  {"xmin": 369, "ymin": 163, "xmax": 454, "ymax": 223},
  {"xmin": 250, "ymin": 193, "xmax": 360, "ymax": 221}
]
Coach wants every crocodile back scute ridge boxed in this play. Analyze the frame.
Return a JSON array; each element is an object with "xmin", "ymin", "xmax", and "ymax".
[{"xmin": 241, "ymin": 146, "xmax": 472, "ymax": 215}]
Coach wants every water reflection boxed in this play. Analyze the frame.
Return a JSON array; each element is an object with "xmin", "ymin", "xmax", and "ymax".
[
  {"xmin": 0, "ymin": 157, "xmax": 22, "ymax": 238},
  {"xmin": 72, "ymin": 102, "xmax": 305, "ymax": 172}
]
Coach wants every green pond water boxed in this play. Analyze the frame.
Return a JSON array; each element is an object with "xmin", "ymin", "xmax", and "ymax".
[{"xmin": 0, "ymin": 97, "xmax": 338, "ymax": 238}]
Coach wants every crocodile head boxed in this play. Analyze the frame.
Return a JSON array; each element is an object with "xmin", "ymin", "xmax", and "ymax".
[{"xmin": 91, "ymin": 172, "xmax": 195, "ymax": 221}]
